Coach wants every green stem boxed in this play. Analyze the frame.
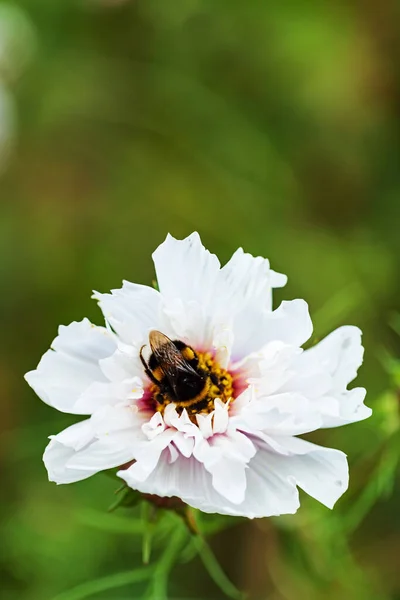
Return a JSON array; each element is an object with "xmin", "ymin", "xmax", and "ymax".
[
  {"xmin": 193, "ymin": 536, "xmax": 244, "ymax": 600},
  {"xmin": 142, "ymin": 501, "xmax": 157, "ymax": 564},
  {"xmin": 150, "ymin": 525, "xmax": 187, "ymax": 600}
]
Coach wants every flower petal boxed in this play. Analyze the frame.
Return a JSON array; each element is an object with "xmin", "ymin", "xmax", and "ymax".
[
  {"xmin": 318, "ymin": 388, "xmax": 371, "ymax": 428},
  {"xmin": 270, "ymin": 269, "xmax": 288, "ymax": 288},
  {"xmin": 130, "ymin": 433, "xmax": 345, "ymax": 516},
  {"xmin": 235, "ymin": 341, "xmax": 302, "ymax": 396},
  {"xmin": 292, "ymin": 326, "xmax": 370, "ymax": 427},
  {"xmin": 152, "ymin": 233, "xmax": 221, "ymax": 308},
  {"xmin": 118, "ymin": 429, "xmax": 176, "ymax": 483},
  {"xmin": 161, "ymin": 297, "xmax": 213, "ymax": 348},
  {"xmin": 218, "ymin": 248, "xmax": 287, "ymax": 314},
  {"xmin": 89, "ymin": 404, "xmax": 142, "ymax": 436},
  {"xmin": 44, "ymin": 405, "xmax": 146, "ymax": 484},
  {"xmin": 231, "ymin": 299, "xmax": 313, "ymax": 358},
  {"xmin": 25, "ymin": 319, "xmax": 117, "ymax": 415},
  {"xmin": 233, "ymin": 387, "xmax": 322, "ymax": 436},
  {"xmin": 93, "ymin": 281, "xmax": 161, "ymax": 345},
  {"xmin": 257, "ymin": 436, "xmax": 349, "ymax": 509},
  {"xmin": 119, "ymin": 451, "xmax": 234, "ymax": 513},
  {"xmin": 44, "ymin": 420, "xmax": 97, "ymax": 484},
  {"xmin": 206, "ymin": 456, "xmax": 247, "ymax": 504},
  {"xmin": 200, "ymin": 430, "xmax": 256, "ymax": 504},
  {"xmin": 73, "ymin": 377, "xmax": 143, "ymax": 413},
  {"xmin": 66, "ymin": 435, "xmax": 136, "ymax": 472},
  {"xmin": 120, "ymin": 447, "xmax": 300, "ymax": 518},
  {"xmin": 304, "ymin": 326, "xmax": 364, "ymax": 389},
  {"xmin": 212, "ymin": 398, "xmax": 230, "ymax": 434},
  {"xmin": 99, "ymin": 342, "xmax": 143, "ymax": 382}
]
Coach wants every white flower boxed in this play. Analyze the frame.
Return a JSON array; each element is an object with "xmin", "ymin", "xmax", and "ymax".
[{"xmin": 25, "ymin": 233, "xmax": 371, "ymax": 518}]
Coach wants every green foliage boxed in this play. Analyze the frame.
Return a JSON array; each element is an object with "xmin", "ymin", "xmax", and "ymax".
[
  {"xmin": 54, "ymin": 506, "xmax": 244, "ymax": 600},
  {"xmin": 52, "ymin": 567, "xmax": 153, "ymax": 600}
]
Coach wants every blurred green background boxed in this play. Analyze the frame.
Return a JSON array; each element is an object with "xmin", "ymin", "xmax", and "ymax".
[{"xmin": 1, "ymin": 0, "xmax": 400, "ymax": 598}]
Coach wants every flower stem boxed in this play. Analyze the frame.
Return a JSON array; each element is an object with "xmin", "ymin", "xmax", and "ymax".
[
  {"xmin": 150, "ymin": 525, "xmax": 187, "ymax": 600},
  {"xmin": 142, "ymin": 501, "xmax": 157, "ymax": 564},
  {"xmin": 193, "ymin": 536, "xmax": 244, "ymax": 600}
]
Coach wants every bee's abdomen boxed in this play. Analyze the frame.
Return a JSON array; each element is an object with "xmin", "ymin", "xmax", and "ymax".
[{"xmin": 173, "ymin": 373, "xmax": 208, "ymax": 402}]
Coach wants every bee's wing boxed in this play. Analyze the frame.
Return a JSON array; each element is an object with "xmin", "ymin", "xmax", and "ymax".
[
  {"xmin": 149, "ymin": 330, "xmax": 199, "ymax": 380},
  {"xmin": 149, "ymin": 330, "xmax": 175, "ymax": 355}
]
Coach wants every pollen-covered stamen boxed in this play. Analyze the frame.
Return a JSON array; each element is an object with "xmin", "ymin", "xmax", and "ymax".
[{"xmin": 150, "ymin": 350, "xmax": 235, "ymax": 420}]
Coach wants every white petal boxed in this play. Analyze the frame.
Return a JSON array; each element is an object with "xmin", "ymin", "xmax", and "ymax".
[
  {"xmin": 238, "ymin": 341, "xmax": 302, "ymax": 396},
  {"xmin": 25, "ymin": 319, "xmax": 117, "ymax": 415},
  {"xmin": 161, "ymin": 297, "xmax": 213, "ymax": 348},
  {"xmin": 212, "ymin": 399, "xmax": 230, "ymax": 434},
  {"xmin": 118, "ymin": 429, "xmax": 176, "ymax": 483},
  {"xmin": 218, "ymin": 248, "xmax": 287, "ymax": 314},
  {"xmin": 231, "ymin": 299, "xmax": 313, "ymax": 358},
  {"xmin": 172, "ymin": 432, "xmax": 195, "ymax": 458},
  {"xmin": 152, "ymin": 233, "xmax": 220, "ymax": 308},
  {"xmin": 168, "ymin": 443, "xmax": 180, "ymax": 463},
  {"xmin": 119, "ymin": 451, "xmax": 234, "ymax": 512},
  {"xmin": 67, "ymin": 433, "xmax": 136, "ymax": 472},
  {"xmin": 196, "ymin": 411, "xmax": 214, "ymax": 438},
  {"xmin": 212, "ymin": 429, "xmax": 257, "ymax": 463},
  {"xmin": 44, "ymin": 420, "xmax": 97, "ymax": 484},
  {"xmin": 258, "ymin": 436, "xmax": 349, "ymax": 509},
  {"xmin": 212, "ymin": 325, "xmax": 234, "ymax": 369},
  {"xmin": 305, "ymin": 326, "xmax": 364, "ymax": 389},
  {"xmin": 121, "ymin": 423, "xmax": 257, "ymax": 507},
  {"xmin": 208, "ymin": 456, "xmax": 247, "ymax": 504},
  {"xmin": 73, "ymin": 377, "xmax": 143, "ymax": 413},
  {"xmin": 270, "ymin": 269, "xmax": 288, "ymax": 288},
  {"xmin": 99, "ymin": 342, "xmax": 143, "ymax": 382},
  {"xmin": 152, "ymin": 234, "xmax": 290, "ymax": 353},
  {"xmin": 259, "ymin": 299, "xmax": 313, "ymax": 347},
  {"xmin": 163, "ymin": 405, "xmax": 197, "ymax": 435},
  {"xmin": 89, "ymin": 404, "xmax": 142, "ymax": 436},
  {"xmin": 241, "ymin": 445, "xmax": 301, "ymax": 516},
  {"xmin": 67, "ymin": 435, "xmax": 136, "ymax": 472},
  {"xmin": 234, "ymin": 389, "xmax": 322, "ymax": 436},
  {"xmin": 207, "ymin": 431, "xmax": 256, "ymax": 503},
  {"xmin": 51, "ymin": 419, "xmax": 94, "ymax": 451},
  {"xmin": 120, "ymin": 448, "xmax": 300, "ymax": 518},
  {"xmin": 44, "ymin": 403, "xmax": 148, "ymax": 484},
  {"xmin": 93, "ymin": 281, "xmax": 161, "ymax": 345},
  {"xmin": 294, "ymin": 326, "xmax": 371, "ymax": 427},
  {"xmin": 319, "ymin": 388, "xmax": 371, "ymax": 428},
  {"xmin": 142, "ymin": 411, "xmax": 165, "ymax": 440}
]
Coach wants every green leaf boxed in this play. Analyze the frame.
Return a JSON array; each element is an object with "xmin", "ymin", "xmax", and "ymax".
[
  {"xmin": 343, "ymin": 433, "xmax": 400, "ymax": 532},
  {"xmin": 108, "ymin": 487, "xmax": 142, "ymax": 512},
  {"xmin": 52, "ymin": 566, "xmax": 153, "ymax": 600},
  {"xmin": 389, "ymin": 312, "xmax": 400, "ymax": 337},
  {"xmin": 75, "ymin": 508, "xmax": 145, "ymax": 536}
]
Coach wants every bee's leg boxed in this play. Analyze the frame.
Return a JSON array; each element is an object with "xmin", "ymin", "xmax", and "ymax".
[
  {"xmin": 153, "ymin": 391, "xmax": 165, "ymax": 406},
  {"xmin": 210, "ymin": 372, "xmax": 219, "ymax": 385},
  {"xmin": 139, "ymin": 345, "xmax": 160, "ymax": 386}
]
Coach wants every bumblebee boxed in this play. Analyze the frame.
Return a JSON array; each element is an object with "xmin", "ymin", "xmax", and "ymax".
[{"xmin": 140, "ymin": 330, "xmax": 232, "ymax": 415}]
